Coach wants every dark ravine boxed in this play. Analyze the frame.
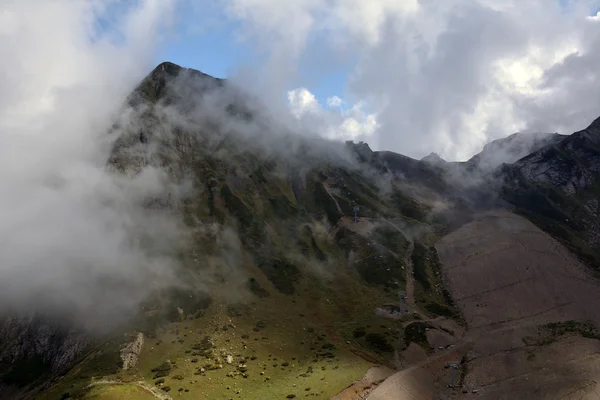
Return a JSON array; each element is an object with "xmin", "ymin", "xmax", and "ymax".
[{"xmin": 2, "ymin": 62, "xmax": 600, "ymax": 400}]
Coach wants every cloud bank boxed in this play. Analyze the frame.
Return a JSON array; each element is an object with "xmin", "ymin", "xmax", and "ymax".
[
  {"xmin": 216, "ymin": 0, "xmax": 600, "ymax": 160},
  {"xmin": 0, "ymin": 0, "xmax": 181, "ymax": 330}
]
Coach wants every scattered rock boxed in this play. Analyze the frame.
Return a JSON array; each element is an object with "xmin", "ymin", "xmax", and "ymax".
[{"xmin": 120, "ymin": 332, "xmax": 144, "ymax": 370}]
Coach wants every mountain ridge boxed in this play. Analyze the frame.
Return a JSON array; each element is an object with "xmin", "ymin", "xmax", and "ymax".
[{"xmin": 3, "ymin": 61, "xmax": 600, "ymax": 400}]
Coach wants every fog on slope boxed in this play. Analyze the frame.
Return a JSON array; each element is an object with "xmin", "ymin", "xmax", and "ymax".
[
  {"xmin": 0, "ymin": 1, "xmax": 185, "ymax": 331},
  {"xmin": 466, "ymin": 131, "xmax": 568, "ymax": 171},
  {"xmin": 0, "ymin": 2, "xmax": 388, "ymax": 334}
]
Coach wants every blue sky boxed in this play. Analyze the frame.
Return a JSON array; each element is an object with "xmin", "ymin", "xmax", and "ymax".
[
  {"xmin": 153, "ymin": 4, "xmax": 351, "ymax": 108},
  {"xmin": 151, "ymin": 0, "xmax": 600, "ymax": 115}
]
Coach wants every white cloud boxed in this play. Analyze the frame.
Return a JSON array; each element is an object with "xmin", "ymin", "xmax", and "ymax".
[
  {"xmin": 326, "ymin": 95, "xmax": 343, "ymax": 108},
  {"xmin": 287, "ymin": 87, "xmax": 320, "ymax": 117},
  {"xmin": 0, "ymin": 0, "xmax": 179, "ymax": 329},
  {"xmin": 218, "ymin": 0, "xmax": 600, "ymax": 160},
  {"xmin": 287, "ymin": 88, "xmax": 378, "ymax": 141}
]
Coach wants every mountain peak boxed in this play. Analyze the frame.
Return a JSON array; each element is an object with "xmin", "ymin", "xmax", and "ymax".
[
  {"xmin": 128, "ymin": 61, "xmax": 225, "ymax": 107},
  {"xmin": 589, "ymin": 115, "xmax": 600, "ymax": 129},
  {"xmin": 421, "ymin": 152, "xmax": 446, "ymax": 165},
  {"xmin": 468, "ymin": 131, "xmax": 566, "ymax": 171}
]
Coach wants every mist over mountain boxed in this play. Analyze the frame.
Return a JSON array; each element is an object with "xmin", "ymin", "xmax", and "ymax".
[{"xmin": 2, "ymin": 61, "xmax": 600, "ymax": 400}]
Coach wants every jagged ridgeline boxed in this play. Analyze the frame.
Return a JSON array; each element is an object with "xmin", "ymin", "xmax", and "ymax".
[{"xmin": 15, "ymin": 62, "xmax": 463, "ymax": 400}]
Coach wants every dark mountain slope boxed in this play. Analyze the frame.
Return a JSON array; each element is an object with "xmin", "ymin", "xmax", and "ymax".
[
  {"xmin": 466, "ymin": 131, "xmax": 567, "ymax": 171},
  {"xmin": 499, "ymin": 118, "xmax": 600, "ymax": 269}
]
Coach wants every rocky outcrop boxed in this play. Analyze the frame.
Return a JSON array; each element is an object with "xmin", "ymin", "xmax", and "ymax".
[
  {"xmin": 513, "ymin": 121, "xmax": 600, "ymax": 195},
  {"xmin": 467, "ymin": 132, "xmax": 566, "ymax": 172},
  {"xmin": 0, "ymin": 316, "xmax": 88, "ymax": 372},
  {"xmin": 120, "ymin": 332, "xmax": 144, "ymax": 371},
  {"xmin": 421, "ymin": 152, "xmax": 446, "ymax": 166}
]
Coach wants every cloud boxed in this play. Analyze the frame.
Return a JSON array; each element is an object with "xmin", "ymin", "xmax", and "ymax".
[
  {"xmin": 0, "ymin": 0, "xmax": 181, "ymax": 331},
  {"xmin": 287, "ymin": 88, "xmax": 378, "ymax": 141},
  {"xmin": 326, "ymin": 96, "xmax": 343, "ymax": 108},
  {"xmin": 217, "ymin": 0, "xmax": 600, "ymax": 161}
]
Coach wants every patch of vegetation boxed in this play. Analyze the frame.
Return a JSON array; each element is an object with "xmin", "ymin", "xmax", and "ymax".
[
  {"xmin": 364, "ymin": 333, "xmax": 394, "ymax": 353},
  {"xmin": 353, "ymin": 327, "xmax": 367, "ymax": 338},
  {"xmin": 390, "ymin": 190, "xmax": 431, "ymax": 222},
  {"xmin": 191, "ymin": 336, "xmax": 214, "ymax": 358},
  {"xmin": 0, "ymin": 356, "xmax": 52, "ymax": 388},
  {"xmin": 313, "ymin": 182, "xmax": 343, "ymax": 225},
  {"xmin": 151, "ymin": 361, "xmax": 172, "ymax": 379},
  {"xmin": 227, "ymin": 304, "xmax": 249, "ymax": 317},
  {"xmin": 404, "ymin": 322, "xmax": 433, "ymax": 349},
  {"xmin": 523, "ymin": 320, "xmax": 600, "ymax": 346},
  {"xmin": 328, "ymin": 170, "xmax": 389, "ymax": 218},
  {"xmin": 246, "ymin": 278, "xmax": 271, "ymax": 298},
  {"xmin": 257, "ymin": 256, "xmax": 300, "ymax": 295},
  {"xmin": 221, "ymin": 184, "xmax": 255, "ymax": 231},
  {"xmin": 371, "ymin": 226, "xmax": 410, "ymax": 254},
  {"xmin": 411, "ymin": 242, "xmax": 431, "ymax": 290},
  {"xmin": 411, "ymin": 241, "xmax": 464, "ymax": 323},
  {"xmin": 425, "ymin": 302, "xmax": 455, "ymax": 317},
  {"xmin": 336, "ymin": 227, "xmax": 404, "ymax": 288},
  {"xmin": 297, "ymin": 225, "xmax": 327, "ymax": 261},
  {"xmin": 164, "ymin": 287, "xmax": 212, "ymax": 321},
  {"xmin": 268, "ymin": 195, "xmax": 298, "ymax": 219}
]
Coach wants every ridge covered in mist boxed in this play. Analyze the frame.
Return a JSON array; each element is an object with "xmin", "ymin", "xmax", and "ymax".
[{"xmin": 3, "ymin": 62, "xmax": 600, "ymax": 400}]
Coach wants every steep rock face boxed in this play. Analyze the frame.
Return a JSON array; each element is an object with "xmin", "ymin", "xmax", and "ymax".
[
  {"xmin": 466, "ymin": 131, "xmax": 567, "ymax": 171},
  {"xmin": 515, "ymin": 124, "xmax": 600, "ymax": 195},
  {"xmin": 0, "ymin": 317, "xmax": 88, "ymax": 371},
  {"xmin": 126, "ymin": 61, "xmax": 225, "ymax": 107},
  {"xmin": 0, "ymin": 317, "xmax": 89, "ymax": 399},
  {"xmin": 499, "ymin": 118, "xmax": 600, "ymax": 268}
]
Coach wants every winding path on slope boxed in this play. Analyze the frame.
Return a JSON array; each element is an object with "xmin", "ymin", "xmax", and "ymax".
[{"xmin": 86, "ymin": 379, "xmax": 172, "ymax": 400}]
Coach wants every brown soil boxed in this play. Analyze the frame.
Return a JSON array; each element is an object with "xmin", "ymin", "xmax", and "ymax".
[
  {"xmin": 329, "ymin": 366, "xmax": 395, "ymax": 400},
  {"xmin": 436, "ymin": 209, "xmax": 600, "ymax": 399},
  {"xmin": 332, "ymin": 208, "xmax": 600, "ymax": 400}
]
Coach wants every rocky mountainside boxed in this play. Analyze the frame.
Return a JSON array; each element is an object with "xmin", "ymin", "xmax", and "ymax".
[
  {"xmin": 499, "ymin": 118, "xmax": 600, "ymax": 269},
  {"xmin": 466, "ymin": 131, "xmax": 567, "ymax": 171},
  {"xmin": 2, "ymin": 62, "xmax": 600, "ymax": 400}
]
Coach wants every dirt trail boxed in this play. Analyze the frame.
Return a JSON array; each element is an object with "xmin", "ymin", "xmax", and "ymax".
[
  {"xmin": 87, "ymin": 379, "xmax": 171, "ymax": 400},
  {"xmin": 329, "ymin": 366, "xmax": 395, "ymax": 400}
]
